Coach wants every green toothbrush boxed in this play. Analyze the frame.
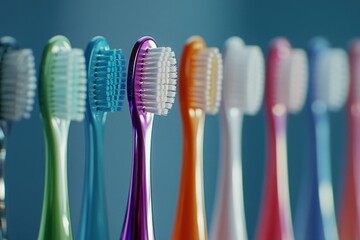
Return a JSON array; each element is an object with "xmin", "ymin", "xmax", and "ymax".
[{"xmin": 38, "ymin": 35, "xmax": 86, "ymax": 240}]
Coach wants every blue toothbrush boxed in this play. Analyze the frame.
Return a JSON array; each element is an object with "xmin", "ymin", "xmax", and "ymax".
[
  {"xmin": 79, "ymin": 36, "xmax": 126, "ymax": 240},
  {"xmin": 295, "ymin": 37, "xmax": 349, "ymax": 240}
]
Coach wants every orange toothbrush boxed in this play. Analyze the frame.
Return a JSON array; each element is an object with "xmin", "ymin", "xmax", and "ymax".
[{"xmin": 172, "ymin": 36, "xmax": 222, "ymax": 240}]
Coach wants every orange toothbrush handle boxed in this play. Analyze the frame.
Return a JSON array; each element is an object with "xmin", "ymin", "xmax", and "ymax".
[{"xmin": 173, "ymin": 110, "xmax": 207, "ymax": 240}]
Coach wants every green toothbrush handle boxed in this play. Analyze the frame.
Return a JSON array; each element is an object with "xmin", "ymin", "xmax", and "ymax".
[{"xmin": 38, "ymin": 121, "xmax": 72, "ymax": 240}]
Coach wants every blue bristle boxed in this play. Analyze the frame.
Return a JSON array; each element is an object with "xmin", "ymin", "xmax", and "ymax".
[{"xmin": 89, "ymin": 49, "xmax": 126, "ymax": 112}]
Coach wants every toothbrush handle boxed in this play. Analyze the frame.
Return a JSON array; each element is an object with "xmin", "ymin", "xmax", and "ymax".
[
  {"xmin": 256, "ymin": 108, "xmax": 293, "ymax": 240},
  {"xmin": 0, "ymin": 123, "xmax": 7, "ymax": 239},
  {"xmin": 339, "ymin": 104, "xmax": 360, "ymax": 240},
  {"xmin": 306, "ymin": 103, "xmax": 338, "ymax": 240},
  {"xmin": 122, "ymin": 115, "xmax": 155, "ymax": 240},
  {"xmin": 211, "ymin": 108, "xmax": 247, "ymax": 240},
  {"xmin": 79, "ymin": 116, "xmax": 108, "ymax": 240},
  {"xmin": 38, "ymin": 121, "xmax": 72, "ymax": 240},
  {"xmin": 172, "ymin": 110, "xmax": 207, "ymax": 240}
]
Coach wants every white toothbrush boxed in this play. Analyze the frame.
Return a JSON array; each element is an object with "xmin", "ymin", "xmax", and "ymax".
[
  {"xmin": 211, "ymin": 36, "xmax": 265, "ymax": 240},
  {"xmin": 0, "ymin": 36, "xmax": 36, "ymax": 239}
]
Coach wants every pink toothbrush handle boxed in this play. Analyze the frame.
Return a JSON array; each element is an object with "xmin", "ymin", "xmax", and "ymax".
[
  {"xmin": 257, "ymin": 38, "xmax": 294, "ymax": 240},
  {"xmin": 339, "ymin": 105, "xmax": 360, "ymax": 240},
  {"xmin": 257, "ymin": 110, "xmax": 293, "ymax": 240}
]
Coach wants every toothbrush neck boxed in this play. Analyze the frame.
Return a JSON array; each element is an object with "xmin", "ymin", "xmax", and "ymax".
[
  {"xmin": 122, "ymin": 112, "xmax": 155, "ymax": 240},
  {"xmin": 0, "ymin": 121, "xmax": 8, "ymax": 178},
  {"xmin": 185, "ymin": 108, "xmax": 205, "ymax": 167},
  {"xmin": 220, "ymin": 107, "xmax": 243, "ymax": 165},
  {"xmin": 348, "ymin": 102, "xmax": 360, "ymax": 148}
]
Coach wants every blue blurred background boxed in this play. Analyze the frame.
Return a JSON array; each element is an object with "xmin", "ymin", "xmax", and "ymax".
[{"xmin": 0, "ymin": 0, "xmax": 359, "ymax": 239}]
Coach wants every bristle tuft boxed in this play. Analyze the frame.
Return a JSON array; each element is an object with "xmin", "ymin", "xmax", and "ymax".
[
  {"xmin": 89, "ymin": 49, "xmax": 126, "ymax": 113},
  {"xmin": 315, "ymin": 49, "xmax": 349, "ymax": 111},
  {"xmin": 136, "ymin": 47, "xmax": 177, "ymax": 116},
  {"xmin": 223, "ymin": 46, "xmax": 264, "ymax": 115},
  {"xmin": 0, "ymin": 49, "xmax": 36, "ymax": 121},
  {"xmin": 277, "ymin": 49, "xmax": 308, "ymax": 113},
  {"xmin": 49, "ymin": 49, "xmax": 87, "ymax": 121},
  {"xmin": 190, "ymin": 48, "xmax": 223, "ymax": 114}
]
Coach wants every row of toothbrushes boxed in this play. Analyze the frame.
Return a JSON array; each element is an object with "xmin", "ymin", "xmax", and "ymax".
[
  {"xmin": 213, "ymin": 36, "xmax": 358, "ymax": 240},
  {"xmin": 39, "ymin": 35, "xmax": 177, "ymax": 240},
  {"xmin": 0, "ymin": 33, "xmax": 357, "ymax": 240},
  {"xmin": 0, "ymin": 34, "xmax": 177, "ymax": 240}
]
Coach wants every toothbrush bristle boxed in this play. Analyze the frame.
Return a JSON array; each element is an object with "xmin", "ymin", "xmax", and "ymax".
[
  {"xmin": 49, "ymin": 49, "xmax": 87, "ymax": 121},
  {"xmin": 0, "ymin": 49, "xmax": 36, "ymax": 121},
  {"xmin": 190, "ymin": 48, "xmax": 223, "ymax": 114},
  {"xmin": 315, "ymin": 49, "xmax": 349, "ymax": 111},
  {"xmin": 277, "ymin": 49, "xmax": 308, "ymax": 113},
  {"xmin": 224, "ymin": 45, "xmax": 265, "ymax": 115},
  {"xmin": 89, "ymin": 49, "xmax": 126, "ymax": 112},
  {"xmin": 136, "ymin": 47, "xmax": 177, "ymax": 116}
]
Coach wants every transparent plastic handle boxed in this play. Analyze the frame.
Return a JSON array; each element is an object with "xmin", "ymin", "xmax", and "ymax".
[
  {"xmin": 38, "ymin": 120, "xmax": 72, "ymax": 240},
  {"xmin": 173, "ymin": 109, "xmax": 207, "ymax": 240},
  {"xmin": 121, "ymin": 114, "xmax": 155, "ymax": 240},
  {"xmin": 0, "ymin": 122, "xmax": 8, "ymax": 239},
  {"xmin": 79, "ymin": 114, "xmax": 108, "ymax": 240},
  {"xmin": 211, "ymin": 108, "xmax": 247, "ymax": 240}
]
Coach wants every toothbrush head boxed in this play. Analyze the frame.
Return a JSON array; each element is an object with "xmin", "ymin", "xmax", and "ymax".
[
  {"xmin": 267, "ymin": 38, "xmax": 308, "ymax": 113},
  {"xmin": 85, "ymin": 36, "xmax": 126, "ymax": 114},
  {"xmin": 179, "ymin": 36, "xmax": 223, "ymax": 114},
  {"xmin": 39, "ymin": 36, "xmax": 87, "ymax": 121},
  {"xmin": 349, "ymin": 39, "xmax": 360, "ymax": 104},
  {"xmin": 315, "ymin": 48, "xmax": 349, "ymax": 111},
  {"xmin": 128, "ymin": 36, "xmax": 177, "ymax": 116},
  {"xmin": 0, "ymin": 48, "xmax": 36, "ymax": 121},
  {"xmin": 222, "ymin": 36, "xmax": 265, "ymax": 115}
]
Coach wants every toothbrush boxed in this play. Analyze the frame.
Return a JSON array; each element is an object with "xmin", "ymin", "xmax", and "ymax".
[
  {"xmin": 295, "ymin": 38, "xmax": 348, "ymax": 240},
  {"xmin": 121, "ymin": 36, "xmax": 177, "ymax": 239},
  {"xmin": 339, "ymin": 39, "xmax": 360, "ymax": 240},
  {"xmin": 0, "ymin": 36, "xmax": 36, "ymax": 239},
  {"xmin": 38, "ymin": 35, "xmax": 87, "ymax": 239},
  {"xmin": 172, "ymin": 35, "xmax": 223, "ymax": 240},
  {"xmin": 79, "ymin": 36, "xmax": 126, "ymax": 240},
  {"xmin": 256, "ymin": 38, "xmax": 308, "ymax": 240},
  {"xmin": 210, "ymin": 37, "xmax": 265, "ymax": 240}
]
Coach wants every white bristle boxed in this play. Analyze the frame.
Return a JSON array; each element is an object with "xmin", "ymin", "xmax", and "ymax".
[
  {"xmin": 315, "ymin": 49, "xmax": 349, "ymax": 111},
  {"xmin": 223, "ymin": 39, "xmax": 264, "ymax": 115},
  {"xmin": 190, "ymin": 48, "xmax": 223, "ymax": 114},
  {"xmin": 137, "ymin": 47, "xmax": 177, "ymax": 116},
  {"xmin": 277, "ymin": 48, "xmax": 308, "ymax": 113},
  {"xmin": 0, "ymin": 49, "xmax": 36, "ymax": 121},
  {"xmin": 49, "ymin": 49, "xmax": 87, "ymax": 121}
]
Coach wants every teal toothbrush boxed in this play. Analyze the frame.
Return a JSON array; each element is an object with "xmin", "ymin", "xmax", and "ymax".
[{"xmin": 79, "ymin": 36, "xmax": 126, "ymax": 240}]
